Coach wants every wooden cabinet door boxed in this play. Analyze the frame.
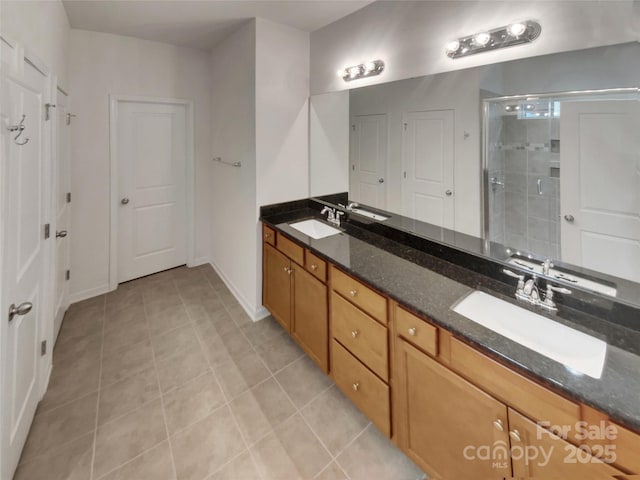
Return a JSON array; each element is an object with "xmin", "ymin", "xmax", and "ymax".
[
  {"xmin": 509, "ymin": 409, "xmax": 624, "ymax": 479},
  {"xmin": 292, "ymin": 265, "xmax": 328, "ymax": 372},
  {"xmin": 263, "ymin": 243, "xmax": 292, "ymax": 331},
  {"xmin": 396, "ymin": 339, "xmax": 510, "ymax": 479}
]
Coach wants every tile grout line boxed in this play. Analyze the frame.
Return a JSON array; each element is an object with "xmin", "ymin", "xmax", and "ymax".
[
  {"xmin": 88, "ymin": 294, "xmax": 107, "ymax": 480},
  {"xmin": 224, "ymin": 299, "xmax": 341, "ymax": 479},
  {"xmin": 146, "ymin": 280, "xmax": 180, "ymax": 480},
  {"xmin": 195, "ymin": 272, "xmax": 268, "ymax": 480}
]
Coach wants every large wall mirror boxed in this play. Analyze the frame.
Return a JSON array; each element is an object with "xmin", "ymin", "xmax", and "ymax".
[{"xmin": 309, "ymin": 41, "xmax": 640, "ymax": 306}]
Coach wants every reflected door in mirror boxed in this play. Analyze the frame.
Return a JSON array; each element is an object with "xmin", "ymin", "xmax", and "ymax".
[
  {"xmin": 402, "ymin": 110, "xmax": 455, "ymax": 229},
  {"xmin": 350, "ymin": 114, "xmax": 387, "ymax": 208},
  {"xmin": 560, "ymin": 100, "xmax": 640, "ymax": 283}
]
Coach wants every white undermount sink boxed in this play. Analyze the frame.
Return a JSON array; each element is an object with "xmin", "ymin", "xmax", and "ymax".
[
  {"xmin": 289, "ymin": 219, "xmax": 341, "ymax": 239},
  {"xmin": 452, "ymin": 291, "xmax": 607, "ymax": 379},
  {"xmin": 350, "ymin": 208, "xmax": 389, "ymax": 221}
]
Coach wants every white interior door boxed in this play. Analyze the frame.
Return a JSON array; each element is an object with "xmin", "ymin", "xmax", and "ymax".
[
  {"xmin": 402, "ymin": 110, "xmax": 455, "ymax": 228},
  {"xmin": 1, "ymin": 59, "xmax": 48, "ymax": 480},
  {"xmin": 560, "ymin": 100, "xmax": 640, "ymax": 282},
  {"xmin": 117, "ymin": 101, "xmax": 187, "ymax": 283},
  {"xmin": 53, "ymin": 88, "xmax": 70, "ymax": 341},
  {"xmin": 349, "ymin": 114, "xmax": 387, "ymax": 208}
]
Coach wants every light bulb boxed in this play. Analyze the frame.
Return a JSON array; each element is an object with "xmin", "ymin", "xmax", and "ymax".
[
  {"xmin": 337, "ymin": 69, "xmax": 346, "ymax": 78},
  {"xmin": 363, "ymin": 62, "xmax": 376, "ymax": 73},
  {"xmin": 349, "ymin": 66, "xmax": 360, "ymax": 78},
  {"xmin": 507, "ymin": 23, "xmax": 527, "ymax": 37},
  {"xmin": 445, "ymin": 40, "xmax": 460, "ymax": 53},
  {"xmin": 474, "ymin": 32, "xmax": 491, "ymax": 46}
]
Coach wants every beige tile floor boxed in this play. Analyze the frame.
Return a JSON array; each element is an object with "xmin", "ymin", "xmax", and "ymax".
[{"xmin": 14, "ymin": 265, "xmax": 425, "ymax": 480}]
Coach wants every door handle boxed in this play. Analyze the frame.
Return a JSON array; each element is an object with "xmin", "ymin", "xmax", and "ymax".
[
  {"xmin": 56, "ymin": 230, "xmax": 67, "ymax": 238},
  {"xmin": 121, "ymin": 198, "xmax": 130, "ymax": 205},
  {"xmin": 564, "ymin": 214, "xmax": 574, "ymax": 223},
  {"xmin": 8, "ymin": 302, "xmax": 33, "ymax": 322},
  {"xmin": 378, "ymin": 178, "xmax": 384, "ymax": 183},
  {"xmin": 445, "ymin": 190, "xmax": 453, "ymax": 196}
]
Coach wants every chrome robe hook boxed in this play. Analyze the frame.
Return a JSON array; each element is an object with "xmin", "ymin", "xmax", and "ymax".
[{"xmin": 7, "ymin": 114, "xmax": 29, "ymax": 145}]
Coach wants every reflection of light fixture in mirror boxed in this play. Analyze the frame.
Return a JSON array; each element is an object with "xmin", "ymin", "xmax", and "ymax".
[
  {"xmin": 340, "ymin": 60, "xmax": 385, "ymax": 81},
  {"xmin": 445, "ymin": 20, "xmax": 541, "ymax": 59}
]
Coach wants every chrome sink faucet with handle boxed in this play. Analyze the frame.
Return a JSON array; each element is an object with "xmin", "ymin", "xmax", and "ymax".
[
  {"xmin": 321, "ymin": 206, "xmax": 343, "ymax": 227},
  {"xmin": 503, "ymin": 268, "xmax": 571, "ymax": 312}
]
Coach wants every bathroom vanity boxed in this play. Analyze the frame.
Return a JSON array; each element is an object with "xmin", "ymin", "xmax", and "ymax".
[{"xmin": 260, "ymin": 198, "xmax": 640, "ymax": 480}]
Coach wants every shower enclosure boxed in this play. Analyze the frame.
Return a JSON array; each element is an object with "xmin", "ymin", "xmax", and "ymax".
[{"xmin": 483, "ymin": 88, "xmax": 639, "ymax": 283}]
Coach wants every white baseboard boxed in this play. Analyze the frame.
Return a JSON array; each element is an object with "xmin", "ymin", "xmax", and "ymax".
[
  {"xmin": 189, "ymin": 256, "xmax": 209, "ymax": 268},
  {"xmin": 208, "ymin": 259, "xmax": 266, "ymax": 322},
  {"xmin": 68, "ymin": 283, "xmax": 111, "ymax": 305}
]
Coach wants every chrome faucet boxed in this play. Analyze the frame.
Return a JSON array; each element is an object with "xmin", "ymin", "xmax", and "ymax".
[
  {"xmin": 321, "ymin": 206, "xmax": 343, "ymax": 227},
  {"xmin": 338, "ymin": 202, "xmax": 359, "ymax": 212},
  {"xmin": 541, "ymin": 259, "xmax": 554, "ymax": 276},
  {"xmin": 503, "ymin": 269, "xmax": 571, "ymax": 312}
]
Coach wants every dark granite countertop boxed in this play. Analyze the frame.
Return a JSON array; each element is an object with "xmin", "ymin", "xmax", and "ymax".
[{"xmin": 260, "ymin": 202, "xmax": 640, "ymax": 434}]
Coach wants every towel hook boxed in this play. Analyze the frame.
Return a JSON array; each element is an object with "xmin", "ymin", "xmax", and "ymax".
[{"xmin": 7, "ymin": 114, "xmax": 29, "ymax": 146}]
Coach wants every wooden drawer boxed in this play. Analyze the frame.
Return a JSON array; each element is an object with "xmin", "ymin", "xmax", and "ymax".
[
  {"xmin": 276, "ymin": 232, "xmax": 304, "ymax": 265},
  {"xmin": 332, "ymin": 292, "xmax": 388, "ymax": 381},
  {"xmin": 305, "ymin": 250, "xmax": 327, "ymax": 283},
  {"xmin": 331, "ymin": 266, "xmax": 387, "ymax": 324},
  {"xmin": 262, "ymin": 224, "xmax": 275, "ymax": 246},
  {"xmin": 449, "ymin": 337, "xmax": 582, "ymax": 444},
  {"xmin": 332, "ymin": 340, "xmax": 390, "ymax": 437},
  {"xmin": 395, "ymin": 305, "xmax": 437, "ymax": 357},
  {"xmin": 610, "ymin": 422, "xmax": 640, "ymax": 473}
]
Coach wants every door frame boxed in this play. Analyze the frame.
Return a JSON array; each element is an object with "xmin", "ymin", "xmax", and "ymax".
[{"xmin": 108, "ymin": 95, "xmax": 195, "ymax": 291}]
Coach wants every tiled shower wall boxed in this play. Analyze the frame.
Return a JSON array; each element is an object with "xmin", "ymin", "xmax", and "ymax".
[{"xmin": 488, "ymin": 113, "xmax": 561, "ymax": 259}]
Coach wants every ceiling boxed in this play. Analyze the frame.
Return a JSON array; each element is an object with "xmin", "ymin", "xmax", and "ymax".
[{"xmin": 62, "ymin": 0, "xmax": 375, "ymax": 50}]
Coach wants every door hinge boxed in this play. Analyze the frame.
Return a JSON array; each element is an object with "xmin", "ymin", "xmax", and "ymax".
[
  {"xmin": 44, "ymin": 103, "xmax": 56, "ymax": 121},
  {"xmin": 352, "ymin": 124, "xmax": 355, "ymax": 131},
  {"xmin": 66, "ymin": 192, "xmax": 71, "ymax": 203},
  {"xmin": 403, "ymin": 171, "xmax": 407, "ymax": 179},
  {"xmin": 41, "ymin": 340, "xmax": 47, "ymax": 356},
  {"xmin": 66, "ymin": 270, "xmax": 70, "ymax": 281},
  {"xmin": 66, "ymin": 113, "xmax": 77, "ymax": 125},
  {"xmin": 403, "ymin": 122, "xmax": 408, "ymax": 131},
  {"xmin": 44, "ymin": 224, "xmax": 50, "ymax": 239}
]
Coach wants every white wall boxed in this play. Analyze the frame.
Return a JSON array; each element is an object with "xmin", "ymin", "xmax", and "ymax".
[
  {"xmin": 309, "ymin": 91, "xmax": 349, "ymax": 197},
  {"xmin": 310, "ymin": 0, "xmax": 637, "ymax": 95},
  {"xmin": 209, "ymin": 20, "xmax": 258, "ymax": 316},
  {"xmin": 0, "ymin": 0, "xmax": 70, "ymax": 88},
  {"xmin": 255, "ymin": 18, "xmax": 310, "ymax": 314},
  {"xmin": 209, "ymin": 18, "xmax": 310, "ymax": 320},
  {"xmin": 69, "ymin": 30, "xmax": 211, "ymax": 301}
]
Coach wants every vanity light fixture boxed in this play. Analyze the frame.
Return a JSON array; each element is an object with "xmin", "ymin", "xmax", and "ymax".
[
  {"xmin": 339, "ymin": 59, "xmax": 385, "ymax": 82},
  {"xmin": 445, "ymin": 20, "xmax": 541, "ymax": 59}
]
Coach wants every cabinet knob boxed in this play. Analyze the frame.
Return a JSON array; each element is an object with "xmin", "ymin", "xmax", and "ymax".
[
  {"xmin": 509, "ymin": 430, "xmax": 521, "ymax": 442},
  {"xmin": 349, "ymin": 290, "xmax": 357, "ymax": 297},
  {"xmin": 311, "ymin": 264, "xmax": 318, "ymax": 271},
  {"xmin": 408, "ymin": 327, "xmax": 417, "ymax": 336},
  {"xmin": 352, "ymin": 382, "xmax": 360, "ymax": 392},
  {"xmin": 264, "ymin": 233, "xmax": 270, "ymax": 239},
  {"xmin": 351, "ymin": 330, "xmax": 359, "ymax": 339},
  {"xmin": 283, "ymin": 267, "xmax": 292, "ymax": 275},
  {"xmin": 493, "ymin": 419, "xmax": 504, "ymax": 432}
]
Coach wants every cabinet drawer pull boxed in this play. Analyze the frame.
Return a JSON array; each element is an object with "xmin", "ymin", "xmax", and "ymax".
[
  {"xmin": 351, "ymin": 330, "xmax": 359, "ymax": 339},
  {"xmin": 408, "ymin": 327, "xmax": 416, "ymax": 336},
  {"xmin": 352, "ymin": 382, "xmax": 360, "ymax": 392},
  {"xmin": 349, "ymin": 290, "xmax": 357, "ymax": 297},
  {"xmin": 509, "ymin": 430, "xmax": 521, "ymax": 442},
  {"xmin": 493, "ymin": 419, "xmax": 504, "ymax": 432},
  {"xmin": 311, "ymin": 264, "xmax": 318, "ymax": 271}
]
